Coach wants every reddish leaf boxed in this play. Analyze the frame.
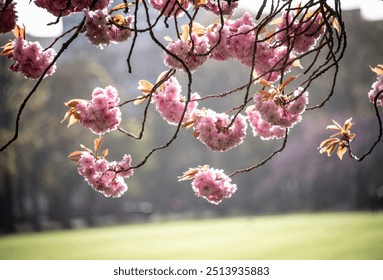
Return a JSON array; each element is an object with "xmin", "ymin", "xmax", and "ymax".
[{"xmin": 94, "ymin": 137, "xmax": 103, "ymax": 154}]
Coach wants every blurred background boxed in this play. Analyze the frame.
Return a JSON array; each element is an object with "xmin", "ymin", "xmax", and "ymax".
[{"xmin": 1, "ymin": 2, "xmax": 383, "ymax": 237}]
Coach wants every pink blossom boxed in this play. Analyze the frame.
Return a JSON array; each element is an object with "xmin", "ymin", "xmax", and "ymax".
[
  {"xmin": 227, "ymin": 12, "xmax": 256, "ymax": 67},
  {"xmin": 149, "ymin": 0, "xmax": 191, "ymax": 17},
  {"xmin": 247, "ymin": 88, "xmax": 309, "ymax": 139},
  {"xmin": 153, "ymin": 76, "xmax": 200, "ymax": 125},
  {"xmin": 192, "ymin": 109, "xmax": 247, "ymax": 152},
  {"xmin": 246, "ymin": 106, "xmax": 286, "ymax": 140},
  {"xmin": 164, "ymin": 34, "xmax": 210, "ymax": 72},
  {"xmin": 34, "ymin": 0, "xmax": 112, "ymax": 16},
  {"xmin": 85, "ymin": 9, "xmax": 133, "ymax": 48},
  {"xmin": 0, "ymin": 0, "xmax": 17, "ymax": 34},
  {"xmin": 9, "ymin": 37, "xmax": 56, "ymax": 79},
  {"xmin": 254, "ymin": 42, "xmax": 293, "ymax": 82},
  {"xmin": 191, "ymin": 167, "xmax": 237, "ymax": 205},
  {"xmin": 201, "ymin": 0, "xmax": 238, "ymax": 15},
  {"xmin": 204, "ymin": 12, "xmax": 292, "ymax": 82},
  {"xmin": 368, "ymin": 75, "xmax": 383, "ymax": 106},
  {"xmin": 77, "ymin": 152, "xmax": 133, "ymax": 198},
  {"xmin": 275, "ymin": 12, "xmax": 326, "ymax": 54},
  {"xmin": 205, "ymin": 24, "xmax": 232, "ymax": 61},
  {"xmin": 76, "ymin": 86, "xmax": 122, "ymax": 135}
]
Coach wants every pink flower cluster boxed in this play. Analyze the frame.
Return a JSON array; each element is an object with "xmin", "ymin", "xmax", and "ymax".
[
  {"xmin": 246, "ymin": 107, "xmax": 285, "ymax": 140},
  {"xmin": 368, "ymin": 75, "xmax": 383, "ymax": 106},
  {"xmin": 204, "ymin": 12, "xmax": 292, "ymax": 82},
  {"xmin": 165, "ymin": 34, "xmax": 210, "ymax": 72},
  {"xmin": 149, "ymin": 0, "xmax": 191, "ymax": 18},
  {"xmin": 201, "ymin": 0, "xmax": 238, "ymax": 15},
  {"xmin": 191, "ymin": 167, "xmax": 237, "ymax": 205},
  {"xmin": 226, "ymin": 12, "xmax": 257, "ymax": 67},
  {"xmin": 76, "ymin": 86, "xmax": 122, "ymax": 135},
  {"xmin": 34, "ymin": 0, "xmax": 112, "ymax": 17},
  {"xmin": 153, "ymin": 76, "xmax": 200, "ymax": 125},
  {"xmin": 275, "ymin": 12, "xmax": 326, "ymax": 54},
  {"xmin": 0, "ymin": 0, "xmax": 17, "ymax": 34},
  {"xmin": 164, "ymin": 12, "xmax": 294, "ymax": 79},
  {"xmin": 85, "ymin": 9, "xmax": 134, "ymax": 48},
  {"xmin": 9, "ymin": 37, "xmax": 56, "ymax": 79},
  {"xmin": 253, "ymin": 42, "xmax": 292, "ymax": 82},
  {"xmin": 78, "ymin": 152, "xmax": 133, "ymax": 198},
  {"xmin": 192, "ymin": 109, "xmax": 247, "ymax": 152},
  {"xmin": 247, "ymin": 88, "xmax": 309, "ymax": 140}
]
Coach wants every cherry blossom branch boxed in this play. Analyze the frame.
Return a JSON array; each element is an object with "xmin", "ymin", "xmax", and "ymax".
[
  {"xmin": 129, "ymin": 0, "xmax": 194, "ymax": 170},
  {"xmin": 0, "ymin": 17, "xmax": 88, "ymax": 152},
  {"xmin": 229, "ymin": 129, "xmax": 289, "ymax": 177},
  {"xmin": 118, "ymin": 68, "xmax": 176, "ymax": 139},
  {"xmin": 348, "ymin": 89, "xmax": 383, "ymax": 161}
]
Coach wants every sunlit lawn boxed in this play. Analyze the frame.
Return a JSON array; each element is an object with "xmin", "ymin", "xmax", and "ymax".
[{"xmin": 0, "ymin": 212, "xmax": 382, "ymax": 259}]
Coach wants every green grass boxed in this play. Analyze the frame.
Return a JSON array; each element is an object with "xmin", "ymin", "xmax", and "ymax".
[{"xmin": 0, "ymin": 212, "xmax": 382, "ymax": 259}]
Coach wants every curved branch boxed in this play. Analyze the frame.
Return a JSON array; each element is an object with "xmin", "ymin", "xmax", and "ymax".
[
  {"xmin": 0, "ymin": 18, "xmax": 88, "ymax": 152},
  {"xmin": 229, "ymin": 129, "xmax": 289, "ymax": 177},
  {"xmin": 349, "ymin": 89, "xmax": 383, "ymax": 161}
]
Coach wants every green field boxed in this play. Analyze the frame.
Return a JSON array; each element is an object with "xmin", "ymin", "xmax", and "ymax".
[{"xmin": 0, "ymin": 212, "xmax": 382, "ymax": 259}]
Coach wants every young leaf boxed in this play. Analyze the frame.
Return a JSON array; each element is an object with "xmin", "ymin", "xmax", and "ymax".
[
  {"xmin": 281, "ymin": 75, "xmax": 299, "ymax": 89},
  {"xmin": 137, "ymin": 80, "xmax": 153, "ymax": 94},
  {"xmin": 101, "ymin": 149, "xmax": 109, "ymax": 158},
  {"xmin": 80, "ymin": 144, "xmax": 93, "ymax": 154},
  {"xmin": 67, "ymin": 114, "xmax": 80, "ymax": 127},
  {"xmin": 13, "ymin": 25, "xmax": 25, "ymax": 39},
  {"xmin": 94, "ymin": 137, "xmax": 103, "ymax": 154},
  {"xmin": 191, "ymin": 22, "xmax": 206, "ymax": 36},
  {"xmin": 337, "ymin": 145, "xmax": 347, "ymax": 160},
  {"xmin": 109, "ymin": 2, "xmax": 133, "ymax": 14},
  {"xmin": 181, "ymin": 24, "xmax": 190, "ymax": 42},
  {"xmin": 257, "ymin": 79, "xmax": 273, "ymax": 88},
  {"xmin": 68, "ymin": 151, "xmax": 83, "ymax": 162},
  {"xmin": 193, "ymin": 0, "xmax": 207, "ymax": 8},
  {"xmin": 164, "ymin": 36, "xmax": 174, "ymax": 42},
  {"xmin": 133, "ymin": 95, "xmax": 148, "ymax": 105},
  {"xmin": 331, "ymin": 17, "xmax": 340, "ymax": 32},
  {"xmin": 269, "ymin": 17, "xmax": 283, "ymax": 25},
  {"xmin": 0, "ymin": 42, "xmax": 14, "ymax": 56},
  {"xmin": 370, "ymin": 64, "xmax": 383, "ymax": 76}
]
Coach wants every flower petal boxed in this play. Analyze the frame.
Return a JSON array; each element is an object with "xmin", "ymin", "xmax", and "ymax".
[{"xmin": 337, "ymin": 145, "xmax": 348, "ymax": 160}]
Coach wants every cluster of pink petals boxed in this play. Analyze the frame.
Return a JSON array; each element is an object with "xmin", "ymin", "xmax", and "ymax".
[
  {"xmin": 9, "ymin": 37, "xmax": 56, "ymax": 79},
  {"xmin": 201, "ymin": 0, "xmax": 238, "ymax": 15},
  {"xmin": 76, "ymin": 86, "xmax": 122, "ymax": 135},
  {"xmin": 247, "ymin": 88, "xmax": 309, "ymax": 140},
  {"xmin": 192, "ymin": 108, "xmax": 247, "ymax": 152},
  {"xmin": 204, "ymin": 12, "xmax": 292, "ymax": 82},
  {"xmin": 205, "ymin": 24, "xmax": 231, "ymax": 61},
  {"xmin": 165, "ymin": 34, "xmax": 210, "ymax": 72},
  {"xmin": 368, "ymin": 75, "xmax": 383, "ymax": 106},
  {"xmin": 0, "ymin": 0, "xmax": 17, "ymax": 34},
  {"xmin": 149, "ymin": 0, "xmax": 191, "ymax": 17},
  {"xmin": 78, "ymin": 152, "xmax": 133, "ymax": 198},
  {"xmin": 254, "ymin": 42, "xmax": 292, "ymax": 82},
  {"xmin": 246, "ymin": 107, "xmax": 286, "ymax": 140},
  {"xmin": 85, "ymin": 9, "xmax": 134, "ymax": 48},
  {"xmin": 34, "ymin": 0, "xmax": 112, "ymax": 17},
  {"xmin": 164, "ymin": 12, "xmax": 294, "ymax": 79},
  {"xmin": 226, "ymin": 12, "xmax": 257, "ymax": 67},
  {"xmin": 275, "ymin": 12, "xmax": 326, "ymax": 54},
  {"xmin": 153, "ymin": 76, "xmax": 200, "ymax": 125},
  {"xmin": 192, "ymin": 167, "xmax": 237, "ymax": 205}
]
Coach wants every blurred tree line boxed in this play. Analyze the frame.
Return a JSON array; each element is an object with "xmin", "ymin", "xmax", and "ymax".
[{"xmin": 1, "ymin": 10, "xmax": 383, "ymax": 233}]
